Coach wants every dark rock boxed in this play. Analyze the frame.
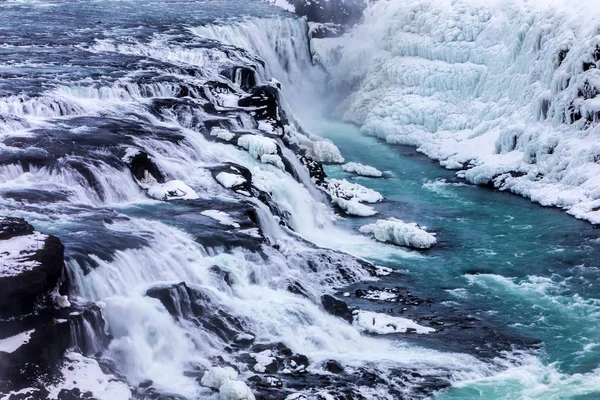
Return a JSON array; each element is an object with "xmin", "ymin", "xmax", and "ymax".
[
  {"xmin": 321, "ymin": 295, "xmax": 353, "ymax": 323},
  {"xmin": 146, "ymin": 282, "xmax": 247, "ymax": 343},
  {"xmin": 124, "ymin": 150, "xmax": 165, "ymax": 184},
  {"xmin": 323, "ymin": 360, "xmax": 344, "ymax": 374},
  {"xmin": 0, "ymin": 218, "xmax": 65, "ymax": 317}
]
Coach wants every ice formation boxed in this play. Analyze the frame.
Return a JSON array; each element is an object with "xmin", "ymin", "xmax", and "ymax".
[
  {"xmin": 342, "ymin": 162, "xmax": 383, "ymax": 177},
  {"xmin": 238, "ymin": 135, "xmax": 285, "ymax": 169},
  {"xmin": 311, "ymin": 140, "xmax": 345, "ymax": 163},
  {"xmin": 215, "ymin": 172, "xmax": 247, "ymax": 189},
  {"xmin": 359, "ymin": 218, "xmax": 437, "ymax": 249},
  {"xmin": 325, "ymin": 178, "xmax": 382, "ymax": 216},
  {"xmin": 201, "ymin": 210, "xmax": 241, "ymax": 228},
  {"xmin": 315, "ymin": 0, "xmax": 600, "ymax": 224},
  {"xmin": 147, "ymin": 180, "xmax": 200, "ymax": 201}
]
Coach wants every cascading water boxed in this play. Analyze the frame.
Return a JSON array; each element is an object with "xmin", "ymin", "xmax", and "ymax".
[{"xmin": 2, "ymin": 0, "xmax": 600, "ymax": 399}]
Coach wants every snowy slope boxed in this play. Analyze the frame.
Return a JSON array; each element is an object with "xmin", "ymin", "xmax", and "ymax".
[{"xmin": 314, "ymin": 0, "xmax": 600, "ymax": 224}]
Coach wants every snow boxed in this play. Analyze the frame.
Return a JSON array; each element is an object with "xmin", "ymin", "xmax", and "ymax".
[
  {"xmin": 215, "ymin": 172, "xmax": 246, "ymax": 189},
  {"xmin": 326, "ymin": 179, "xmax": 383, "ymax": 203},
  {"xmin": 201, "ymin": 210, "xmax": 241, "ymax": 228},
  {"xmin": 238, "ymin": 135, "xmax": 285, "ymax": 169},
  {"xmin": 312, "ymin": 140, "xmax": 345, "ymax": 163},
  {"xmin": 342, "ymin": 162, "xmax": 383, "ymax": 177},
  {"xmin": 0, "ymin": 233, "xmax": 48, "ymax": 277},
  {"xmin": 47, "ymin": 352, "xmax": 131, "ymax": 400},
  {"xmin": 252, "ymin": 350, "xmax": 276, "ymax": 373},
  {"xmin": 218, "ymin": 380, "xmax": 256, "ymax": 400},
  {"xmin": 201, "ymin": 367, "xmax": 255, "ymax": 400},
  {"xmin": 201, "ymin": 367, "xmax": 238, "ymax": 389},
  {"xmin": 0, "ymin": 329, "xmax": 34, "ymax": 353},
  {"xmin": 315, "ymin": 0, "xmax": 600, "ymax": 224},
  {"xmin": 121, "ymin": 147, "xmax": 141, "ymax": 163},
  {"xmin": 147, "ymin": 180, "xmax": 199, "ymax": 201},
  {"xmin": 360, "ymin": 218, "xmax": 437, "ymax": 249},
  {"xmin": 325, "ymin": 179, "xmax": 382, "ymax": 216},
  {"xmin": 211, "ymin": 127, "xmax": 236, "ymax": 141},
  {"xmin": 333, "ymin": 198, "xmax": 377, "ymax": 217},
  {"xmin": 353, "ymin": 311, "xmax": 435, "ymax": 335}
]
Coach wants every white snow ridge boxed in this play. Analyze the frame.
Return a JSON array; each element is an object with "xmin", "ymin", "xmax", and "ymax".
[
  {"xmin": 360, "ymin": 218, "xmax": 437, "ymax": 249},
  {"xmin": 342, "ymin": 162, "xmax": 383, "ymax": 178}
]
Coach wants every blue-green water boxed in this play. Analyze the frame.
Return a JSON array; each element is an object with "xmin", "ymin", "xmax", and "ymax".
[{"xmin": 310, "ymin": 118, "xmax": 600, "ymax": 398}]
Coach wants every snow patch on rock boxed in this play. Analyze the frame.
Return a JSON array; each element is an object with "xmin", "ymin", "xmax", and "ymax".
[
  {"xmin": 0, "ymin": 329, "xmax": 34, "ymax": 353},
  {"xmin": 147, "ymin": 180, "xmax": 199, "ymax": 201},
  {"xmin": 342, "ymin": 162, "xmax": 383, "ymax": 177},
  {"xmin": 201, "ymin": 210, "xmax": 241, "ymax": 228},
  {"xmin": 216, "ymin": 172, "xmax": 246, "ymax": 189},
  {"xmin": 353, "ymin": 311, "xmax": 435, "ymax": 335},
  {"xmin": 0, "ymin": 233, "xmax": 48, "ymax": 277},
  {"xmin": 238, "ymin": 135, "xmax": 285, "ymax": 169},
  {"xmin": 360, "ymin": 218, "xmax": 436, "ymax": 249}
]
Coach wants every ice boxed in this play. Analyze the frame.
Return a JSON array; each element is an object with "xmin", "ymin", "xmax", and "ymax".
[
  {"xmin": 267, "ymin": 0, "xmax": 295, "ymax": 13},
  {"xmin": 0, "ymin": 329, "xmax": 34, "ymax": 353},
  {"xmin": 147, "ymin": 180, "xmax": 200, "ymax": 201},
  {"xmin": 314, "ymin": 0, "xmax": 600, "ymax": 224},
  {"xmin": 121, "ymin": 147, "xmax": 141, "ymax": 163},
  {"xmin": 238, "ymin": 135, "xmax": 285, "ymax": 169},
  {"xmin": 215, "ymin": 172, "xmax": 246, "ymax": 189},
  {"xmin": 353, "ymin": 311, "xmax": 435, "ymax": 335},
  {"xmin": 342, "ymin": 162, "xmax": 383, "ymax": 177},
  {"xmin": 201, "ymin": 210, "xmax": 241, "ymax": 228},
  {"xmin": 218, "ymin": 380, "xmax": 256, "ymax": 400},
  {"xmin": 311, "ymin": 140, "xmax": 345, "ymax": 163},
  {"xmin": 333, "ymin": 198, "xmax": 377, "ymax": 217},
  {"xmin": 0, "ymin": 233, "xmax": 48, "ymax": 277},
  {"xmin": 211, "ymin": 128, "xmax": 236, "ymax": 141},
  {"xmin": 201, "ymin": 367, "xmax": 239, "ymax": 389},
  {"xmin": 325, "ymin": 179, "xmax": 383, "ymax": 203},
  {"xmin": 360, "ymin": 218, "xmax": 437, "ymax": 249},
  {"xmin": 252, "ymin": 350, "xmax": 276, "ymax": 373}
]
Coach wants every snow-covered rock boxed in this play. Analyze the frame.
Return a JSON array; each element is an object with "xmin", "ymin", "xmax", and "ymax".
[
  {"xmin": 215, "ymin": 172, "xmax": 247, "ymax": 189},
  {"xmin": 238, "ymin": 135, "xmax": 285, "ymax": 169},
  {"xmin": 201, "ymin": 210, "xmax": 241, "ymax": 228},
  {"xmin": 219, "ymin": 380, "xmax": 256, "ymax": 400},
  {"xmin": 342, "ymin": 162, "xmax": 383, "ymax": 177},
  {"xmin": 326, "ymin": 179, "xmax": 383, "ymax": 203},
  {"xmin": 211, "ymin": 127, "xmax": 236, "ymax": 141},
  {"xmin": 147, "ymin": 180, "xmax": 199, "ymax": 201},
  {"xmin": 201, "ymin": 367, "xmax": 239, "ymax": 389},
  {"xmin": 359, "ymin": 218, "xmax": 437, "ymax": 249},
  {"xmin": 333, "ymin": 198, "xmax": 377, "ymax": 217},
  {"xmin": 353, "ymin": 311, "xmax": 435, "ymax": 335},
  {"xmin": 312, "ymin": 140, "xmax": 345, "ymax": 164},
  {"xmin": 0, "ymin": 329, "xmax": 34, "ymax": 353}
]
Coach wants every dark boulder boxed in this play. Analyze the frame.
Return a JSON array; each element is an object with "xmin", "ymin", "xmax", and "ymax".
[
  {"xmin": 0, "ymin": 218, "xmax": 65, "ymax": 317},
  {"xmin": 124, "ymin": 150, "xmax": 165, "ymax": 184},
  {"xmin": 321, "ymin": 295, "xmax": 354, "ymax": 323}
]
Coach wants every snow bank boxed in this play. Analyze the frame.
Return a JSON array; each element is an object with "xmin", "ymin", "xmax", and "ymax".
[
  {"xmin": 359, "ymin": 218, "xmax": 436, "ymax": 249},
  {"xmin": 315, "ymin": 0, "xmax": 600, "ymax": 224},
  {"xmin": 312, "ymin": 140, "xmax": 345, "ymax": 163},
  {"xmin": 0, "ymin": 329, "xmax": 34, "ymax": 353},
  {"xmin": 201, "ymin": 210, "xmax": 241, "ymax": 228},
  {"xmin": 342, "ymin": 162, "xmax": 383, "ymax": 177},
  {"xmin": 147, "ymin": 180, "xmax": 199, "ymax": 201},
  {"xmin": 353, "ymin": 311, "xmax": 435, "ymax": 334},
  {"xmin": 238, "ymin": 135, "xmax": 285, "ymax": 169},
  {"xmin": 201, "ymin": 367, "xmax": 255, "ymax": 400}
]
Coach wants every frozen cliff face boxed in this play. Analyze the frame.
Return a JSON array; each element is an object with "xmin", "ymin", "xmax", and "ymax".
[
  {"xmin": 314, "ymin": 0, "xmax": 600, "ymax": 224},
  {"xmin": 267, "ymin": 0, "xmax": 365, "ymax": 25}
]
